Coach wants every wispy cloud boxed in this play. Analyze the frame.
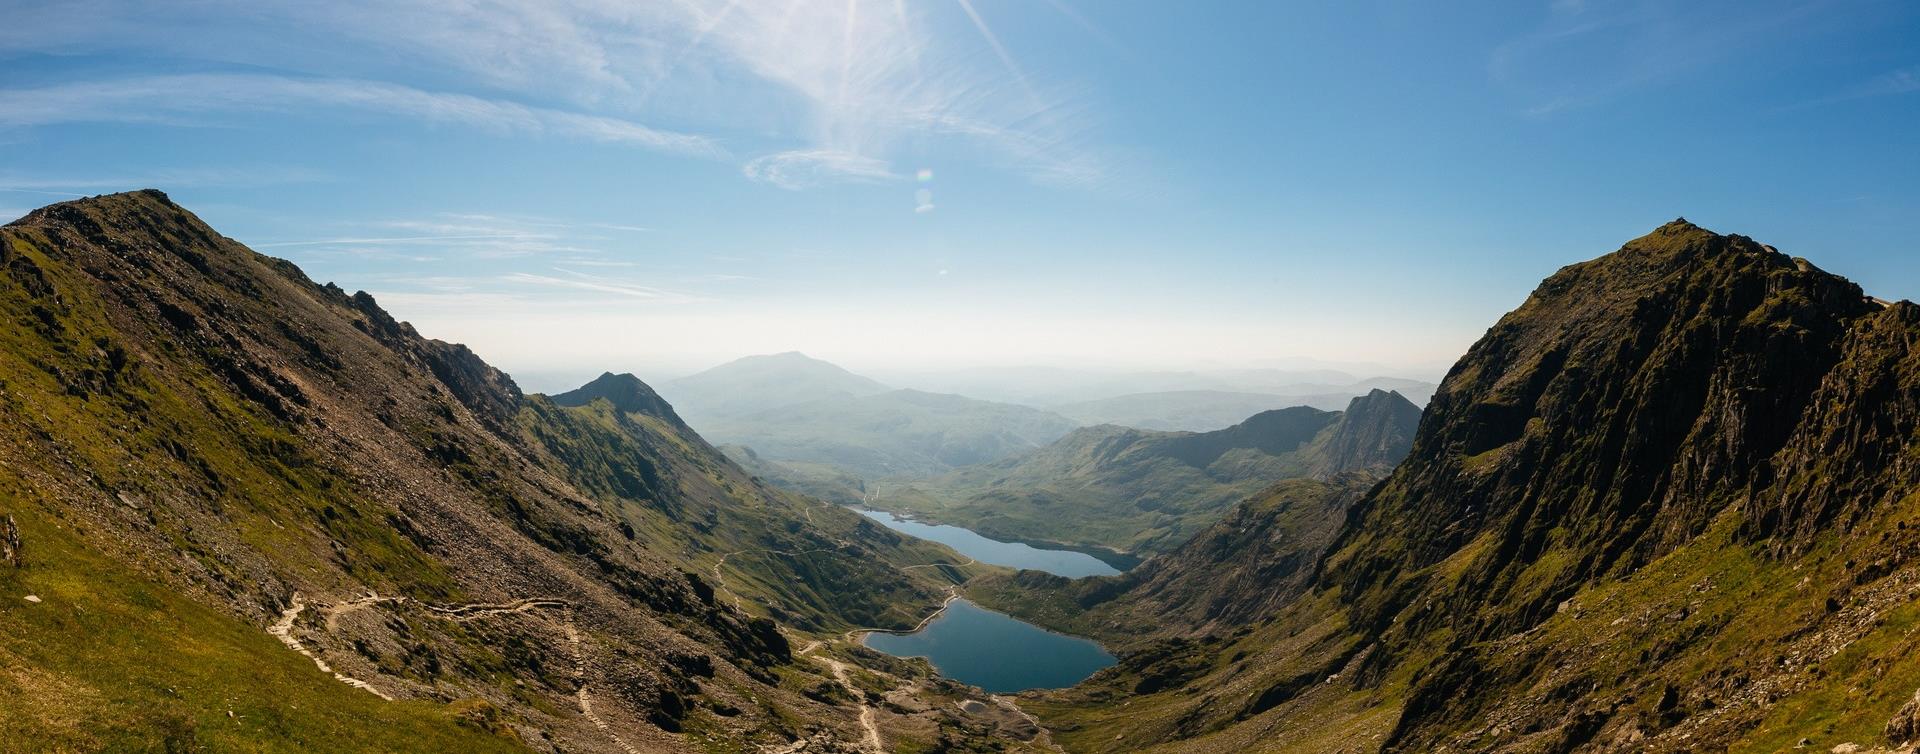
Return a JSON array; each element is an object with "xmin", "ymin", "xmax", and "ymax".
[
  {"xmin": 743, "ymin": 149, "xmax": 896, "ymax": 189},
  {"xmin": 254, "ymin": 234, "xmax": 527, "ymax": 249},
  {"xmin": 0, "ymin": 166, "xmax": 332, "ymax": 192},
  {"xmin": 504, "ymin": 268, "xmax": 708, "ymax": 303},
  {"xmin": 253, "ymin": 212, "xmax": 658, "ymax": 260},
  {"xmin": 0, "ymin": 74, "xmax": 722, "ymax": 157},
  {"xmin": 0, "ymin": 1, "xmax": 1108, "ymax": 190}
]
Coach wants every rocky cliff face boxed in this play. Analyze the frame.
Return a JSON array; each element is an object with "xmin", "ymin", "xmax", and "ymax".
[
  {"xmin": 1328, "ymin": 220, "xmax": 1875, "ymax": 645},
  {"xmin": 1002, "ymin": 221, "xmax": 1920, "ymax": 754},
  {"xmin": 1307, "ymin": 389, "xmax": 1424, "ymax": 477},
  {"xmin": 0, "ymin": 191, "xmax": 986, "ymax": 752}
]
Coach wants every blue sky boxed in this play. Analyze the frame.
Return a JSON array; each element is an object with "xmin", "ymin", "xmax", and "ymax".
[{"xmin": 2, "ymin": 0, "xmax": 1917, "ymax": 386}]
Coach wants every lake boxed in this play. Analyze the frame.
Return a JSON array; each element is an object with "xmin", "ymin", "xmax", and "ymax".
[
  {"xmin": 854, "ymin": 508, "xmax": 1125, "ymax": 577},
  {"xmin": 864, "ymin": 599, "xmax": 1116, "ymax": 692}
]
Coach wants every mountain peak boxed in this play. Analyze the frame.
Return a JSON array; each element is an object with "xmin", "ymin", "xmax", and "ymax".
[
  {"xmin": 550, "ymin": 371, "xmax": 685, "ymax": 425},
  {"xmin": 663, "ymin": 351, "xmax": 890, "ymax": 423}
]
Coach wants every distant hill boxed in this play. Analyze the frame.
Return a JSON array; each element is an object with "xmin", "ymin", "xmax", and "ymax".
[
  {"xmin": 1052, "ymin": 388, "xmax": 1416, "ymax": 431},
  {"xmin": 874, "ymin": 390, "xmax": 1422, "ymax": 555},
  {"xmin": 659, "ymin": 351, "xmax": 889, "ymax": 426},
  {"xmin": 697, "ymin": 388, "xmax": 1082, "ymax": 478},
  {"xmin": 875, "ymin": 365, "xmax": 1437, "ymax": 408}
]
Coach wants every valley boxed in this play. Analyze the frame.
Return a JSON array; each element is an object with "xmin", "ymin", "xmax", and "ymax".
[
  {"xmin": 4, "ymin": 193, "xmax": 1919, "ymax": 754},
  {"xmin": 9, "ymin": 4, "xmax": 1913, "ymax": 753}
]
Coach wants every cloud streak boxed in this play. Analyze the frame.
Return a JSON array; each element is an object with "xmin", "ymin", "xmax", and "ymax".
[
  {"xmin": 742, "ymin": 149, "xmax": 897, "ymax": 189},
  {"xmin": 0, "ymin": 0, "xmax": 1108, "ymax": 190},
  {"xmin": 506, "ymin": 269, "xmax": 708, "ymax": 303},
  {"xmin": 0, "ymin": 74, "xmax": 722, "ymax": 157},
  {"xmin": 0, "ymin": 166, "xmax": 333, "ymax": 192}
]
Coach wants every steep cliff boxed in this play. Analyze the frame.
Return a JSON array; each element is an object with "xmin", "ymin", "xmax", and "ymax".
[{"xmin": 1008, "ymin": 221, "xmax": 1920, "ymax": 754}]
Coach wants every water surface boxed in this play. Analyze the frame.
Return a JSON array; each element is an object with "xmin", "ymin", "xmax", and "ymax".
[
  {"xmin": 864, "ymin": 599, "xmax": 1116, "ymax": 692},
  {"xmin": 855, "ymin": 508, "xmax": 1122, "ymax": 577}
]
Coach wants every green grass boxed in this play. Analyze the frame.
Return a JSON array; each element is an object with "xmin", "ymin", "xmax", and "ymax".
[{"xmin": 0, "ymin": 503, "xmax": 522, "ymax": 753}]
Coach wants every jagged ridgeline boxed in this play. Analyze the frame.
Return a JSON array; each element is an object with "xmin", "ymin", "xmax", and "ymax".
[
  {"xmin": 987, "ymin": 221, "xmax": 1920, "ymax": 753},
  {"xmin": 0, "ymin": 191, "xmax": 987, "ymax": 752}
]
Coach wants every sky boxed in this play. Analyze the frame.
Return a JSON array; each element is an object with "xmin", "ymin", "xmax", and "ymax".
[{"xmin": 2, "ymin": 0, "xmax": 1917, "ymax": 387}]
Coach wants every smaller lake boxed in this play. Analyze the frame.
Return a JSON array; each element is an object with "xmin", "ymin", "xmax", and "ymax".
[
  {"xmin": 864, "ymin": 599, "xmax": 1116, "ymax": 692},
  {"xmin": 855, "ymin": 508, "xmax": 1122, "ymax": 578}
]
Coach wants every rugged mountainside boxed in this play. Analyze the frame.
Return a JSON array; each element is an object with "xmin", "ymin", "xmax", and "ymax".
[
  {"xmin": 984, "ymin": 220, "xmax": 1920, "ymax": 754},
  {"xmin": 971, "ymin": 474, "xmax": 1377, "ymax": 642},
  {"xmin": 0, "ymin": 192, "xmax": 1030, "ymax": 753},
  {"xmin": 880, "ymin": 390, "xmax": 1421, "ymax": 556},
  {"xmin": 691, "ymin": 387, "xmax": 1083, "ymax": 479}
]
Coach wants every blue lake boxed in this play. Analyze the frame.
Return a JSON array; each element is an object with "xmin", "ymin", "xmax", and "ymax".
[
  {"xmin": 864, "ymin": 599, "xmax": 1116, "ymax": 692},
  {"xmin": 854, "ymin": 508, "xmax": 1123, "ymax": 578}
]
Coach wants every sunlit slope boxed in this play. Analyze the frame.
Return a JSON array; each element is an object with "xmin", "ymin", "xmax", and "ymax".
[
  {"xmin": 879, "ymin": 390, "xmax": 1419, "ymax": 555},
  {"xmin": 994, "ymin": 221, "xmax": 1920, "ymax": 753},
  {"xmin": 0, "ymin": 191, "xmax": 984, "ymax": 752}
]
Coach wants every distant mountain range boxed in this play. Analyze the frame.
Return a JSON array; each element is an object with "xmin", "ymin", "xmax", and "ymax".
[
  {"xmin": 1052, "ymin": 387, "xmax": 1423, "ymax": 432},
  {"xmin": 871, "ymin": 364, "xmax": 1438, "ymax": 410},
  {"xmin": 660, "ymin": 351, "xmax": 1431, "ymax": 482},
  {"xmin": 662, "ymin": 355, "xmax": 1082, "ymax": 478},
  {"xmin": 871, "ymin": 390, "xmax": 1423, "ymax": 556}
]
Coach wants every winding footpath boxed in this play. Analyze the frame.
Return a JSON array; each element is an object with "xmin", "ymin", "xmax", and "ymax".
[
  {"xmin": 268, "ymin": 591, "xmax": 638, "ymax": 754},
  {"xmin": 794, "ymin": 640, "xmax": 885, "ymax": 753},
  {"xmin": 707, "ymin": 544, "xmax": 855, "ymax": 611},
  {"xmin": 706, "ymin": 541, "xmax": 1059, "ymax": 754},
  {"xmin": 267, "ymin": 594, "xmax": 395, "ymax": 701}
]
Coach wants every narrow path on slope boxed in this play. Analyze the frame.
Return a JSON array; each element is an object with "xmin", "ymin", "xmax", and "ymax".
[
  {"xmin": 267, "ymin": 594, "xmax": 395, "ymax": 701},
  {"xmin": 322, "ymin": 591, "xmax": 407, "ymax": 632},
  {"xmin": 708, "ymin": 545, "xmax": 849, "ymax": 611},
  {"xmin": 712, "ymin": 541, "xmax": 1054, "ymax": 753},
  {"xmin": 268, "ymin": 591, "xmax": 637, "ymax": 754},
  {"xmin": 795, "ymin": 639, "xmax": 885, "ymax": 753},
  {"xmin": 562, "ymin": 607, "xmax": 641, "ymax": 754},
  {"xmin": 900, "ymin": 556, "xmax": 977, "ymax": 571}
]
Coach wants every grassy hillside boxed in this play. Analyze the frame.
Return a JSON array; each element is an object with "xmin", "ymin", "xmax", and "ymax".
[
  {"xmin": 0, "ymin": 191, "xmax": 1015, "ymax": 753},
  {"xmin": 872, "ymin": 391, "xmax": 1419, "ymax": 556}
]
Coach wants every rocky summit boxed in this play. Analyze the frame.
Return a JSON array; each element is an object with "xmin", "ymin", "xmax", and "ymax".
[{"xmin": 976, "ymin": 220, "xmax": 1920, "ymax": 754}]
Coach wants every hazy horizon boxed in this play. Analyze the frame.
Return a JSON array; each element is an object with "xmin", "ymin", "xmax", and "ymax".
[{"xmin": 507, "ymin": 348, "xmax": 1450, "ymax": 398}]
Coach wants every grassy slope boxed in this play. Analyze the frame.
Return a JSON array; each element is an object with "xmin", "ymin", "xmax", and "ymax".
[
  {"xmin": 0, "ymin": 205, "xmax": 561, "ymax": 749},
  {"xmin": 0, "ymin": 193, "xmax": 1005, "ymax": 752},
  {"xmin": 514, "ymin": 395, "xmax": 986, "ymax": 633},
  {"xmin": 0, "ymin": 500, "xmax": 522, "ymax": 753},
  {"xmin": 868, "ymin": 412, "xmax": 1344, "ymax": 556}
]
